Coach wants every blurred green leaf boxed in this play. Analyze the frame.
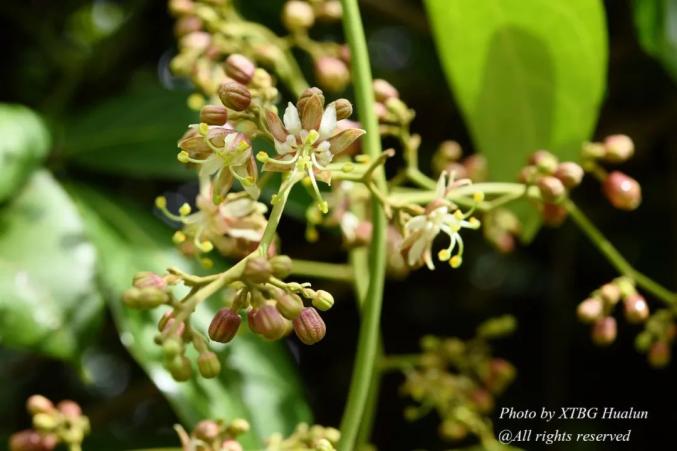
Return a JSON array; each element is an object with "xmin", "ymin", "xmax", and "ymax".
[
  {"xmin": 63, "ymin": 77, "xmax": 196, "ymax": 180},
  {"xmin": 0, "ymin": 171, "xmax": 103, "ymax": 360},
  {"xmin": 0, "ymin": 104, "xmax": 50, "ymax": 203},
  {"xmin": 66, "ymin": 184, "xmax": 312, "ymax": 446},
  {"xmin": 633, "ymin": 0, "xmax": 677, "ymax": 82},
  {"xmin": 424, "ymin": 0, "xmax": 607, "ymax": 239}
]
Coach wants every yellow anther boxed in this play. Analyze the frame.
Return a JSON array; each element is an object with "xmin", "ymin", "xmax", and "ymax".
[
  {"xmin": 318, "ymin": 201, "xmax": 329, "ymax": 214},
  {"xmin": 305, "ymin": 129, "xmax": 320, "ymax": 144},
  {"xmin": 187, "ymin": 93, "xmax": 205, "ymax": 111},
  {"xmin": 198, "ymin": 122, "xmax": 209, "ymax": 136},
  {"xmin": 438, "ymin": 249, "xmax": 451, "ymax": 261},
  {"xmin": 155, "ymin": 196, "xmax": 167, "ymax": 209},
  {"xmin": 179, "ymin": 203, "xmax": 192, "ymax": 216},
  {"xmin": 237, "ymin": 141, "xmax": 250, "ymax": 152},
  {"xmin": 199, "ymin": 240, "xmax": 214, "ymax": 253},
  {"xmin": 453, "ymin": 210, "xmax": 464, "ymax": 220},
  {"xmin": 473, "ymin": 191, "xmax": 485, "ymax": 203},
  {"xmin": 450, "ymin": 255, "xmax": 462, "ymax": 268},
  {"xmin": 172, "ymin": 231, "xmax": 186, "ymax": 244},
  {"xmin": 342, "ymin": 163, "xmax": 354, "ymax": 173},
  {"xmin": 177, "ymin": 151, "xmax": 190, "ymax": 163},
  {"xmin": 243, "ymin": 176, "xmax": 254, "ymax": 186},
  {"xmin": 468, "ymin": 217, "xmax": 480, "ymax": 227},
  {"xmin": 200, "ymin": 258, "xmax": 214, "ymax": 269},
  {"xmin": 256, "ymin": 151, "xmax": 269, "ymax": 163}
]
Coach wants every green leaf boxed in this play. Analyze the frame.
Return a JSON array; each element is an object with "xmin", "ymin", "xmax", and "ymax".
[
  {"xmin": 63, "ymin": 76, "xmax": 196, "ymax": 180},
  {"xmin": 66, "ymin": 184, "xmax": 312, "ymax": 446},
  {"xmin": 0, "ymin": 104, "xmax": 50, "ymax": 203},
  {"xmin": 0, "ymin": 171, "xmax": 103, "ymax": 360},
  {"xmin": 633, "ymin": 0, "xmax": 677, "ymax": 82},
  {"xmin": 425, "ymin": 0, "xmax": 607, "ymax": 238}
]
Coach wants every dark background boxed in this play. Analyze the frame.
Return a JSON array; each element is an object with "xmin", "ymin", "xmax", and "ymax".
[{"xmin": 0, "ymin": 0, "xmax": 675, "ymax": 450}]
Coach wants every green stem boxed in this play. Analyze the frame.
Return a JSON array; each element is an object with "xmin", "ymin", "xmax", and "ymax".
[
  {"xmin": 290, "ymin": 259, "xmax": 354, "ymax": 282},
  {"xmin": 338, "ymin": 0, "xmax": 388, "ymax": 449},
  {"xmin": 564, "ymin": 200, "xmax": 676, "ymax": 305}
]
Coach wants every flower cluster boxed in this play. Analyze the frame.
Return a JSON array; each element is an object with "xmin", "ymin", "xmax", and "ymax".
[
  {"xmin": 635, "ymin": 309, "xmax": 676, "ymax": 368},
  {"xmin": 174, "ymin": 418, "xmax": 250, "ymax": 451},
  {"xmin": 432, "ymin": 140, "xmax": 488, "ymax": 182},
  {"xmin": 266, "ymin": 422, "xmax": 340, "ymax": 451},
  {"xmin": 519, "ymin": 149, "xmax": 584, "ymax": 226},
  {"xmin": 123, "ymin": 254, "xmax": 333, "ymax": 381},
  {"xmin": 399, "ymin": 172, "xmax": 482, "ymax": 270},
  {"xmin": 9, "ymin": 396, "xmax": 89, "ymax": 451},
  {"xmin": 396, "ymin": 316, "xmax": 516, "ymax": 444},
  {"xmin": 577, "ymin": 278, "xmax": 650, "ymax": 346}
]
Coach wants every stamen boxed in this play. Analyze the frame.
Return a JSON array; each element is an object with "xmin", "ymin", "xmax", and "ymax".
[
  {"xmin": 179, "ymin": 203, "xmax": 192, "ymax": 216},
  {"xmin": 172, "ymin": 231, "xmax": 186, "ymax": 244}
]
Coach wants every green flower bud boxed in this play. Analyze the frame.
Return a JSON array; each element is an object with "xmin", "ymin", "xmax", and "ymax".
[
  {"xmin": 227, "ymin": 418, "xmax": 251, "ymax": 436},
  {"xmin": 312, "ymin": 290, "xmax": 334, "ymax": 311},
  {"xmin": 208, "ymin": 308, "xmax": 241, "ymax": 343},
  {"xmin": 218, "ymin": 81, "xmax": 251, "ymax": 111},
  {"xmin": 122, "ymin": 287, "xmax": 169, "ymax": 309},
  {"xmin": 635, "ymin": 330, "xmax": 653, "ymax": 352},
  {"xmin": 282, "ymin": 0, "xmax": 315, "ymax": 30},
  {"xmin": 168, "ymin": 355, "xmax": 193, "ymax": 381},
  {"xmin": 293, "ymin": 307, "xmax": 326, "ymax": 345},
  {"xmin": 276, "ymin": 293, "xmax": 304, "ymax": 320},
  {"xmin": 33, "ymin": 413, "xmax": 58, "ymax": 432},
  {"xmin": 198, "ymin": 351, "xmax": 222, "ymax": 378},
  {"xmin": 270, "ymin": 255, "xmax": 293, "ymax": 278},
  {"xmin": 243, "ymin": 256, "xmax": 273, "ymax": 284},
  {"xmin": 162, "ymin": 337, "xmax": 183, "ymax": 358},
  {"xmin": 529, "ymin": 149, "xmax": 558, "ymax": 173},
  {"xmin": 439, "ymin": 419, "xmax": 468, "ymax": 441}
]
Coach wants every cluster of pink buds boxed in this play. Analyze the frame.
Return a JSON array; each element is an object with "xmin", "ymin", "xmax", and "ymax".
[
  {"xmin": 519, "ymin": 150, "xmax": 584, "ymax": 226},
  {"xmin": 635, "ymin": 309, "xmax": 676, "ymax": 368},
  {"xmin": 432, "ymin": 140, "xmax": 488, "ymax": 182},
  {"xmin": 582, "ymin": 134, "xmax": 642, "ymax": 211},
  {"xmin": 372, "ymin": 79, "xmax": 414, "ymax": 127},
  {"xmin": 577, "ymin": 277, "xmax": 650, "ymax": 346},
  {"xmin": 9, "ymin": 396, "xmax": 89, "ymax": 451},
  {"xmin": 175, "ymin": 418, "xmax": 250, "ymax": 451},
  {"xmin": 398, "ymin": 316, "xmax": 516, "ymax": 444}
]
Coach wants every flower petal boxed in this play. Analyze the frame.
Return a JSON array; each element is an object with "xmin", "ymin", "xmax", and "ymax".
[
  {"xmin": 265, "ymin": 109, "xmax": 289, "ymax": 142},
  {"xmin": 318, "ymin": 103, "xmax": 337, "ymax": 140},
  {"xmin": 283, "ymin": 102, "xmax": 302, "ymax": 135},
  {"xmin": 301, "ymin": 94, "xmax": 323, "ymax": 131},
  {"xmin": 328, "ymin": 128, "xmax": 366, "ymax": 155}
]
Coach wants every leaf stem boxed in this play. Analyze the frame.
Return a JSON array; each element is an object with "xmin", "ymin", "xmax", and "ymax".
[
  {"xmin": 338, "ymin": 0, "xmax": 388, "ymax": 449},
  {"xmin": 290, "ymin": 259, "xmax": 354, "ymax": 282}
]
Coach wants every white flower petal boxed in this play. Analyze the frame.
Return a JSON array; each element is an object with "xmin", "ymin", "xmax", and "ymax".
[
  {"xmin": 200, "ymin": 154, "xmax": 223, "ymax": 177},
  {"xmin": 408, "ymin": 235, "xmax": 427, "ymax": 267},
  {"xmin": 283, "ymin": 102, "xmax": 301, "ymax": 135},
  {"xmin": 228, "ymin": 228, "xmax": 263, "ymax": 241},
  {"xmin": 319, "ymin": 103, "xmax": 337, "ymax": 140}
]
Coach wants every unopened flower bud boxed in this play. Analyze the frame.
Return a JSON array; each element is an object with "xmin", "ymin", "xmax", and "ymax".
[
  {"xmin": 385, "ymin": 97, "xmax": 413, "ymax": 124},
  {"xmin": 529, "ymin": 150, "xmax": 558, "ymax": 173},
  {"xmin": 162, "ymin": 337, "xmax": 183, "ymax": 358},
  {"xmin": 485, "ymin": 358, "xmax": 516, "ymax": 394},
  {"xmin": 122, "ymin": 287, "xmax": 169, "ymax": 309},
  {"xmin": 198, "ymin": 351, "xmax": 222, "ymax": 378},
  {"xmin": 227, "ymin": 418, "xmax": 251, "ymax": 435},
  {"xmin": 464, "ymin": 154, "xmax": 488, "ymax": 182},
  {"xmin": 541, "ymin": 202, "xmax": 567, "ymax": 226},
  {"xmin": 221, "ymin": 440, "xmax": 244, "ymax": 451},
  {"xmin": 33, "ymin": 413, "xmax": 58, "ymax": 432},
  {"xmin": 518, "ymin": 165, "xmax": 539, "ymax": 184},
  {"xmin": 297, "ymin": 87, "xmax": 325, "ymax": 117},
  {"xmin": 439, "ymin": 419, "xmax": 468, "ymax": 441},
  {"xmin": 603, "ymin": 134, "xmax": 634, "ymax": 163},
  {"xmin": 168, "ymin": 355, "xmax": 193, "ymax": 381},
  {"xmin": 9, "ymin": 430, "xmax": 54, "ymax": 451},
  {"xmin": 200, "ymin": 105, "xmax": 228, "ymax": 125},
  {"xmin": 276, "ymin": 293, "xmax": 304, "ymax": 320},
  {"xmin": 208, "ymin": 308, "xmax": 241, "ymax": 343},
  {"xmin": 57, "ymin": 400, "xmax": 81, "ymax": 418},
  {"xmin": 293, "ymin": 307, "xmax": 326, "ymax": 345},
  {"xmin": 316, "ymin": 1, "xmax": 342, "ymax": 21},
  {"xmin": 243, "ymin": 256, "xmax": 273, "ymax": 284},
  {"xmin": 554, "ymin": 162, "xmax": 584, "ymax": 188},
  {"xmin": 591, "ymin": 316, "xmax": 617, "ymax": 346},
  {"xmin": 194, "ymin": 420, "xmax": 220, "ymax": 441},
  {"xmin": 248, "ymin": 305, "xmax": 289, "ymax": 340},
  {"xmin": 603, "ymin": 171, "xmax": 641, "ymax": 210},
  {"xmin": 648, "ymin": 341, "xmax": 671, "ymax": 368},
  {"xmin": 577, "ymin": 297, "xmax": 603, "ymax": 323},
  {"xmin": 624, "ymin": 293, "xmax": 649, "ymax": 324},
  {"xmin": 314, "ymin": 57, "xmax": 350, "ymax": 92},
  {"xmin": 312, "ymin": 290, "xmax": 334, "ymax": 311},
  {"xmin": 169, "ymin": 0, "xmax": 194, "ymax": 16},
  {"xmin": 218, "ymin": 82, "xmax": 251, "ymax": 111},
  {"xmin": 269, "ymin": 255, "xmax": 293, "ymax": 278},
  {"xmin": 470, "ymin": 388, "xmax": 494, "ymax": 414},
  {"xmin": 224, "ymin": 53, "xmax": 256, "ymax": 85},
  {"xmin": 174, "ymin": 15, "xmax": 202, "ymax": 37},
  {"xmin": 373, "ymin": 79, "xmax": 399, "ymax": 102},
  {"xmin": 282, "ymin": 0, "xmax": 315, "ymax": 30},
  {"xmin": 27, "ymin": 395, "xmax": 54, "ymax": 415},
  {"xmin": 333, "ymin": 98, "xmax": 353, "ymax": 120},
  {"xmin": 599, "ymin": 283, "xmax": 621, "ymax": 305},
  {"xmin": 133, "ymin": 272, "xmax": 167, "ymax": 290},
  {"xmin": 537, "ymin": 175, "xmax": 566, "ymax": 202},
  {"xmin": 635, "ymin": 331, "xmax": 653, "ymax": 352}
]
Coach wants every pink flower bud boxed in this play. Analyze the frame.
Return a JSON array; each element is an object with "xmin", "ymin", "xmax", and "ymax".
[
  {"xmin": 623, "ymin": 293, "xmax": 649, "ymax": 324},
  {"xmin": 218, "ymin": 82, "xmax": 251, "ymax": 111},
  {"xmin": 463, "ymin": 154, "xmax": 488, "ymax": 182},
  {"xmin": 373, "ymin": 79, "xmax": 399, "ymax": 102},
  {"xmin": 603, "ymin": 171, "xmax": 641, "ymax": 210},
  {"xmin": 648, "ymin": 341, "xmax": 671, "ymax": 368},
  {"xmin": 529, "ymin": 150, "xmax": 558, "ymax": 173},
  {"xmin": 193, "ymin": 420, "xmax": 220, "ymax": 441},
  {"xmin": 293, "ymin": 307, "xmax": 326, "ymax": 345},
  {"xmin": 9, "ymin": 430, "xmax": 55, "ymax": 451},
  {"xmin": 122, "ymin": 287, "xmax": 169, "ymax": 309},
  {"xmin": 221, "ymin": 440, "xmax": 244, "ymax": 451},
  {"xmin": 537, "ymin": 176, "xmax": 566, "ymax": 202},
  {"xmin": 208, "ymin": 308, "xmax": 241, "ymax": 343},
  {"xmin": 540, "ymin": 202, "xmax": 567, "ymax": 226},
  {"xmin": 243, "ymin": 256, "xmax": 273, "ymax": 284},
  {"xmin": 554, "ymin": 162, "xmax": 584, "ymax": 188},
  {"xmin": 314, "ymin": 56, "xmax": 350, "ymax": 92},
  {"xmin": 224, "ymin": 54, "xmax": 256, "ymax": 85},
  {"xmin": 248, "ymin": 305, "xmax": 290, "ymax": 340},
  {"xmin": 174, "ymin": 15, "xmax": 202, "ymax": 37},
  {"xmin": 56, "ymin": 400, "xmax": 81, "ymax": 418},
  {"xmin": 591, "ymin": 316, "xmax": 617, "ymax": 346},
  {"xmin": 603, "ymin": 134, "xmax": 634, "ymax": 163},
  {"xmin": 132, "ymin": 272, "xmax": 167, "ymax": 290},
  {"xmin": 599, "ymin": 283, "xmax": 621, "ymax": 304},
  {"xmin": 577, "ymin": 297, "xmax": 603, "ymax": 323},
  {"xmin": 199, "ymin": 105, "xmax": 228, "ymax": 125},
  {"xmin": 26, "ymin": 395, "xmax": 54, "ymax": 416}
]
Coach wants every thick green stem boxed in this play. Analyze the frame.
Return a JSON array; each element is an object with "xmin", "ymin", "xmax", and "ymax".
[
  {"xmin": 564, "ymin": 200, "xmax": 676, "ymax": 305},
  {"xmin": 290, "ymin": 259, "xmax": 354, "ymax": 282},
  {"xmin": 338, "ymin": 0, "xmax": 388, "ymax": 449}
]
